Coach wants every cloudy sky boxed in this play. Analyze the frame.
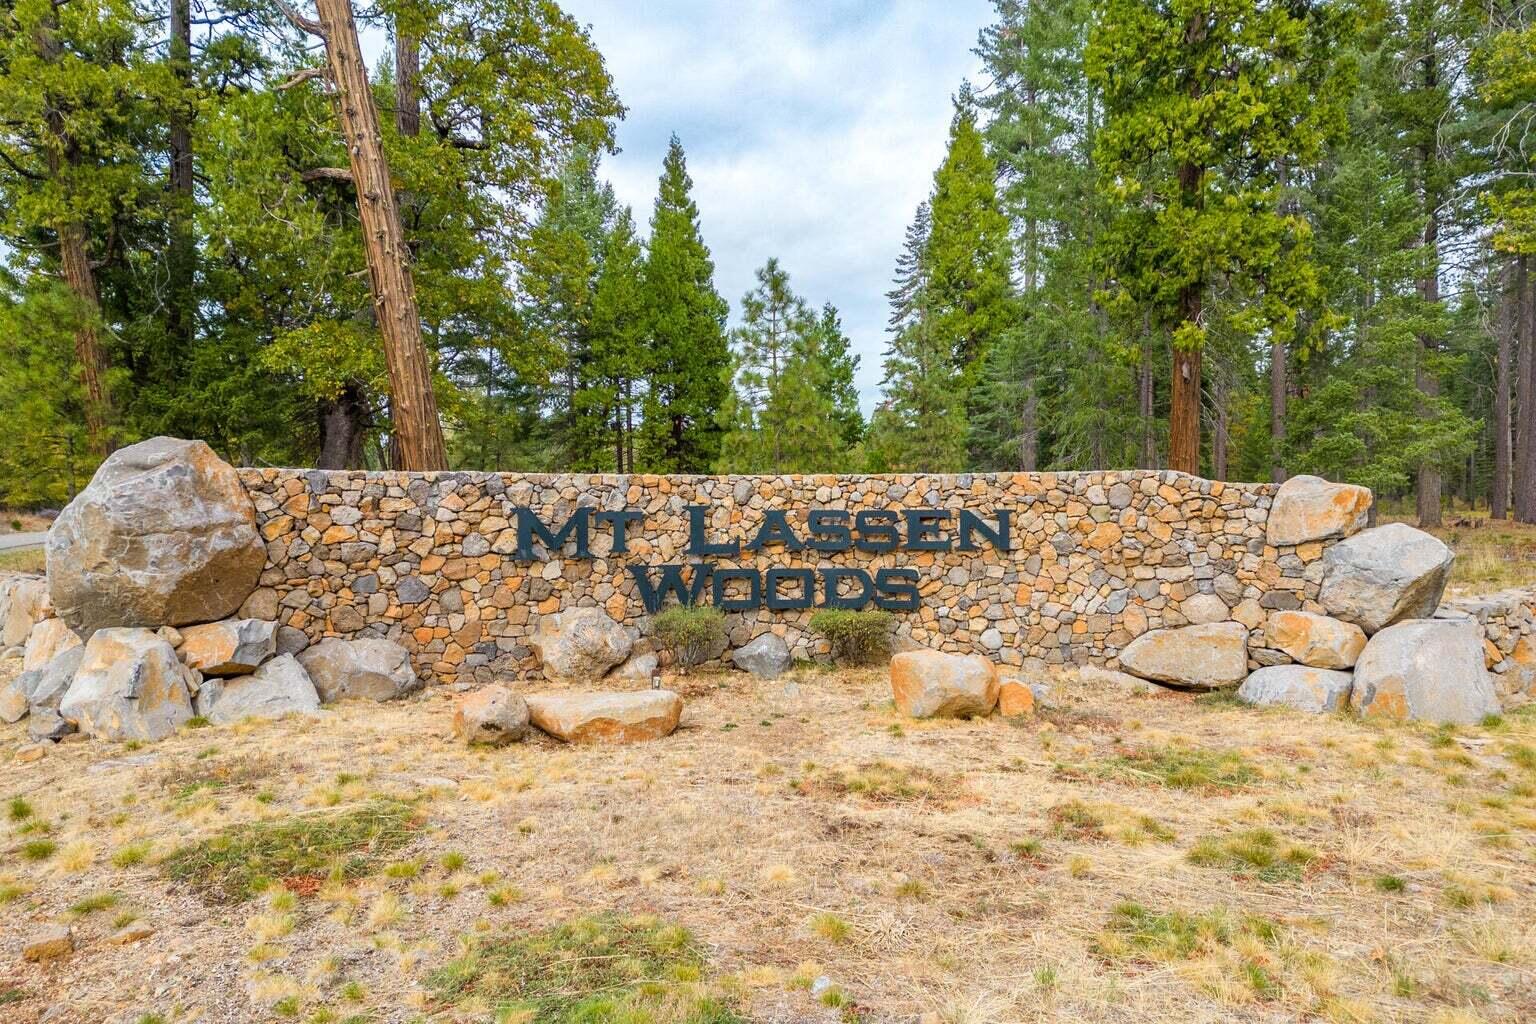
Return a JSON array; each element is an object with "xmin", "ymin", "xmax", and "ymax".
[{"xmin": 555, "ymin": 0, "xmax": 995, "ymax": 412}]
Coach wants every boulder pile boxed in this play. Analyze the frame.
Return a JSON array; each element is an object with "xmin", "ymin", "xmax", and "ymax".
[
  {"xmin": 1112, "ymin": 476, "xmax": 1495, "ymax": 724},
  {"xmin": 2, "ymin": 438, "xmax": 419, "ymax": 749}
]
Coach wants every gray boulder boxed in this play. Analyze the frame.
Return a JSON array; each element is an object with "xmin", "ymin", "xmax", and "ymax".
[
  {"xmin": 2, "ymin": 577, "xmax": 52, "ymax": 648},
  {"xmin": 297, "ymin": 637, "xmax": 419, "ymax": 703},
  {"xmin": 1118, "ymin": 622, "xmax": 1249, "ymax": 690},
  {"xmin": 1238, "ymin": 665, "xmax": 1354, "ymax": 713},
  {"xmin": 731, "ymin": 633, "xmax": 792, "ymax": 679},
  {"xmin": 1351, "ymin": 618, "xmax": 1501, "ymax": 725},
  {"xmin": 46, "ymin": 437, "xmax": 266, "ymax": 636},
  {"xmin": 59, "ymin": 628, "xmax": 198, "ymax": 741},
  {"xmin": 199, "ymin": 654, "xmax": 321, "ymax": 724},
  {"xmin": 0, "ymin": 646, "xmax": 84, "ymax": 723},
  {"xmin": 529, "ymin": 607, "xmax": 632, "ymax": 683},
  {"xmin": 28, "ymin": 707, "xmax": 75, "ymax": 742},
  {"xmin": 1318, "ymin": 523, "xmax": 1454, "ymax": 634}
]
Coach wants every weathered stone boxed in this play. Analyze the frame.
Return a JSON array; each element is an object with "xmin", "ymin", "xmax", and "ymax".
[
  {"xmin": 611, "ymin": 651, "xmax": 659, "ymax": 682},
  {"xmin": 107, "ymin": 922, "xmax": 155, "ymax": 945},
  {"xmin": 1318, "ymin": 524, "xmax": 1454, "ymax": 634},
  {"xmin": 997, "ymin": 678, "xmax": 1037, "ymax": 716},
  {"xmin": 2, "ymin": 577, "xmax": 51, "ymax": 648},
  {"xmin": 1119, "ymin": 622, "xmax": 1248, "ymax": 690},
  {"xmin": 889, "ymin": 650, "xmax": 999, "ymax": 718},
  {"xmin": 1264, "ymin": 610, "xmax": 1367, "ymax": 670},
  {"xmin": 530, "ymin": 608, "xmax": 632, "ymax": 683},
  {"xmin": 452, "ymin": 685, "xmax": 529, "ymax": 746},
  {"xmin": 22, "ymin": 925, "xmax": 73, "ymax": 962},
  {"xmin": 59, "ymin": 628, "xmax": 197, "ymax": 741},
  {"xmin": 1238, "ymin": 665, "xmax": 1354, "ymax": 713},
  {"xmin": 1351, "ymin": 619, "xmax": 1501, "ymax": 725},
  {"xmin": 526, "ymin": 690, "xmax": 683, "ymax": 743},
  {"xmin": 1078, "ymin": 665, "xmax": 1164, "ymax": 695},
  {"xmin": 1265, "ymin": 474, "xmax": 1372, "ymax": 546},
  {"xmin": 238, "ymin": 587, "xmax": 280, "ymax": 621},
  {"xmin": 0, "ymin": 646, "xmax": 83, "ymax": 723},
  {"xmin": 199, "ymin": 654, "xmax": 321, "ymax": 724},
  {"xmin": 27, "ymin": 708, "xmax": 74, "ymax": 742},
  {"xmin": 1181, "ymin": 593, "xmax": 1229, "ymax": 625},
  {"xmin": 297, "ymin": 638, "xmax": 419, "ymax": 703},
  {"xmin": 22, "ymin": 617, "xmax": 79, "ymax": 671},
  {"xmin": 731, "ymin": 633, "xmax": 792, "ymax": 679},
  {"xmin": 178, "ymin": 618, "xmax": 277, "ymax": 676},
  {"xmin": 47, "ymin": 438, "xmax": 266, "ymax": 635},
  {"xmin": 275, "ymin": 625, "xmax": 310, "ymax": 657}
]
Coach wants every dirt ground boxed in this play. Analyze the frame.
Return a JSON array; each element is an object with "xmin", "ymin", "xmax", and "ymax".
[{"xmin": 2, "ymin": 662, "xmax": 1534, "ymax": 1024}]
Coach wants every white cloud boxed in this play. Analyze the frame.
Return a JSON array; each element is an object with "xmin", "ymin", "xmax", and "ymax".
[{"xmin": 558, "ymin": 0, "xmax": 993, "ymax": 413}]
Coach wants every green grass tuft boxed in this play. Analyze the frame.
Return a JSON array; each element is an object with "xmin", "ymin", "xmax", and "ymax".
[{"xmin": 1187, "ymin": 828, "xmax": 1319, "ymax": 883}]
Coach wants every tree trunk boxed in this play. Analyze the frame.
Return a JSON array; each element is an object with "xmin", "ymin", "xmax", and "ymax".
[
  {"xmin": 1170, "ymin": 331, "xmax": 1201, "ymax": 475},
  {"xmin": 1494, "ymin": 259, "xmax": 1513, "ymax": 519},
  {"xmin": 1020, "ymin": 386, "xmax": 1038, "ymax": 472},
  {"xmin": 1270, "ymin": 333, "xmax": 1287, "ymax": 483},
  {"xmin": 394, "ymin": 31, "xmax": 420, "ymax": 138},
  {"xmin": 313, "ymin": 0, "xmax": 447, "ymax": 470},
  {"xmin": 1138, "ymin": 338, "xmax": 1156, "ymax": 470},
  {"xmin": 317, "ymin": 382, "xmax": 370, "ymax": 469},
  {"xmin": 166, "ymin": 0, "xmax": 195, "ymax": 356},
  {"xmin": 1511, "ymin": 254, "xmax": 1536, "ymax": 525}
]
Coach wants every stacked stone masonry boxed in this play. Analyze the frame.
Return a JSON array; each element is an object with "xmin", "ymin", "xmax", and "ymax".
[
  {"xmin": 1440, "ymin": 590, "xmax": 1536, "ymax": 709},
  {"xmin": 238, "ymin": 468, "xmax": 1347, "ymax": 688}
]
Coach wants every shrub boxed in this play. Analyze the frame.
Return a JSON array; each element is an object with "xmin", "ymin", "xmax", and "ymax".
[
  {"xmin": 650, "ymin": 606, "xmax": 726, "ymax": 669},
  {"xmin": 808, "ymin": 609, "xmax": 894, "ymax": 664}
]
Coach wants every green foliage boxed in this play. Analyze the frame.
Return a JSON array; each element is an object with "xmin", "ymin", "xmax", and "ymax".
[
  {"xmin": 160, "ymin": 799, "xmax": 420, "ymax": 903},
  {"xmin": 650, "ymin": 605, "xmax": 726, "ymax": 669},
  {"xmin": 1187, "ymin": 828, "xmax": 1319, "ymax": 883},
  {"xmin": 427, "ymin": 915, "xmax": 744, "ymax": 1024},
  {"xmin": 807, "ymin": 609, "xmax": 895, "ymax": 664}
]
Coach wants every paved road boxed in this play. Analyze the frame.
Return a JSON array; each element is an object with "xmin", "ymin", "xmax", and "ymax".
[{"xmin": 0, "ymin": 532, "xmax": 46, "ymax": 551}]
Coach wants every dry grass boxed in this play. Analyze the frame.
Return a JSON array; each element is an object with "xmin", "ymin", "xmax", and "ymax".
[
  {"xmin": 3, "ymin": 666, "xmax": 1536, "ymax": 1023},
  {"xmin": 0, "ymin": 547, "xmax": 45, "ymax": 573},
  {"xmin": 1384, "ymin": 511, "xmax": 1536, "ymax": 594}
]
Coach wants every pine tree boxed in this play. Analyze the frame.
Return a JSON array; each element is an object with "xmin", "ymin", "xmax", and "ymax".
[
  {"xmin": 808, "ymin": 303, "xmax": 865, "ymax": 448},
  {"xmin": 1086, "ymin": 0, "xmax": 1350, "ymax": 476},
  {"xmin": 585, "ymin": 207, "xmax": 649, "ymax": 471},
  {"xmin": 640, "ymin": 136, "xmax": 730, "ymax": 472}
]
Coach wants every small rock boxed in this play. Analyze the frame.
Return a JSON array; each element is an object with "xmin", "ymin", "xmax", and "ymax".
[
  {"xmin": 1078, "ymin": 665, "xmax": 1163, "ymax": 694},
  {"xmin": 453, "ymin": 685, "xmax": 529, "ymax": 746},
  {"xmin": 611, "ymin": 651, "xmax": 660, "ymax": 683},
  {"xmin": 15, "ymin": 742, "xmax": 49, "ymax": 763},
  {"xmin": 1118, "ymin": 622, "xmax": 1248, "ymax": 690},
  {"xmin": 22, "ymin": 618, "xmax": 81, "ymax": 672},
  {"xmin": 178, "ymin": 618, "xmax": 277, "ymax": 676},
  {"xmin": 1180, "ymin": 593, "xmax": 1229, "ymax": 625},
  {"xmin": 275, "ymin": 625, "xmax": 310, "ymax": 656},
  {"xmin": 889, "ymin": 650, "xmax": 999, "ymax": 718},
  {"xmin": 200, "ymin": 654, "xmax": 321, "ymax": 724},
  {"xmin": 1238, "ymin": 665, "xmax": 1354, "ymax": 713},
  {"xmin": 526, "ymin": 690, "xmax": 683, "ymax": 743},
  {"xmin": 27, "ymin": 708, "xmax": 75, "ymax": 743},
  {"xmin": 731, "ymin": 634, "xmax": 792, "ymax": 679},
  {"xmin": 22, "ymin": 925, "xmax": 72, "ymax": 961},
  {"xmin": 1265, "ymin": 475, "xmax": 1373, "ymax": 546},
  {"xmin": 107, "ymin": 922, "xmax": 155, "ymax": 945},
  {"xmin": 997, "ymin": 678, "xmax": 1037, "ymax": 717},
  {"xmin": 297, "ymin": 638, "xmax": 418, "ymax": 702}
]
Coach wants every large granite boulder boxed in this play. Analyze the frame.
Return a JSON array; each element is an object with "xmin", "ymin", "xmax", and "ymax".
[
  {"xmin": 22, "ymin": 617, "xmax": 81, "ymax": 671},
  {"xmin": 178, "ymin": 618, "xmax": 277, "ymax": 676},
  {"xmin": 1351, "ymin": 619, "xmax": 1501, "ymax": 725},
  {"xmin": 0, "ymin": 646, "xmax": 83, "ymax": 723},
  {"xmin": 59, "ymin": 628, "xmax": 198, "ymax": 741},
  {"xmin": 889, "ymin": 650, "xmax": 999, "ymax": 718},
  {"xmin": 1118, "ymin": 622, "xmax": 1248, "ymax": 689},
  {"xmin": 46, "ymin": 437, "xmax": 266, "ymax": 636},
  {"xmin": 526, "ymin": 690, "xmax": 683, "ymax": 744},
  {"xmin": 731, "ymin": 633, "xmax": 792, "ymax": 679},
  {"xmin": 1264, "ymin": 610, "xmax": 1367, "ymax": 670},
  {"xmin": 530, "ymin": 608, "xmax": 632, "ymax": 683},
  {"xmin": 297, "ymin": 638, "xmax": 418, "ymax": 703},
  {"xmin": 198, "ymin": 654, "xmax": 321, "ymax": 724},
  {"xmin": 1265, "ymin": 475, "xmax": 1372, "ymax": 547},
  {"xmin": 452, "ymin": 685, "xmax": 529, "ymax": 746},
  {"xmin": 1318, "ymin": 524, "xmax": 1454, "ymax": 634},
  {"xmin": 1238, "ymin": 665, "xmax": 1354, "ymax": 714},
  {"xmin": 2, "ymin": 577, "xmax": 52, "ymax": 648}
]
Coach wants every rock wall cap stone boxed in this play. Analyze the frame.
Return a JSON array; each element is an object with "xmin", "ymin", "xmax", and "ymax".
[
  {"xmin": 1266, "ymin": 475, "xmax": 1372, "ymax": 546},
  {"xmin": 47, "ymin": 437, "xmax": 265, "ymax": 635}
]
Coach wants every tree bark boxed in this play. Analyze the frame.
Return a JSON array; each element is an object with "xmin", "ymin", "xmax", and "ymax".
[
  {"xmin": 1494, "ymin": 259, "xmax": 1513, "ymax": 519},
  {"xmin": 1270, "ymin": 333, "xmax": 1287, "ymax": 483},
  {"xmin": 1515, "ymin": 256, "xmax": 1536, "ymax": 521},
  {"xmin": 166, "ymin": 0, "xmax": 195, "ymax": 356},
  {"xmin": 1137, "ymin": 336, "xmax": 1156, "ymax": 470},
  {"xmin": 317, "ymin": 382, "xmax": 371, "ymax": 469},
  {"xmin": 1170, "ymin": 327, "xmax": 1201, "ymax": 475},
  {"xmin": 1211, "ymin": 365, "xmax": 1229, "ymax": 481},
  {"xmin": 37, "ymin": 15, "xmax": 112, "ymax": 456},
  {"xmin": 394, "ymin": 31, "xmax": 420, "ymax": 138},
  {"xmin": 313, "ymin": 0, "xmax": 447, "ymax": 470}
]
